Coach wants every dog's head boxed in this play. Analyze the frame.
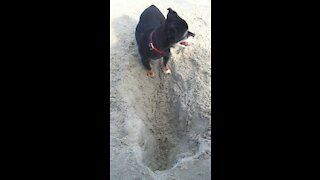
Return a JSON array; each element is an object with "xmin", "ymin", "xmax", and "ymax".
[{"xmin": 166, "ymin": 8, "xmax": 195, "ymax": 47}]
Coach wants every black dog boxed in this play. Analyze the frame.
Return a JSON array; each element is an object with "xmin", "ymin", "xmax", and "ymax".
[{"xmin": 135, "ymin": 5, "xmax": 195, "ymax": 78}]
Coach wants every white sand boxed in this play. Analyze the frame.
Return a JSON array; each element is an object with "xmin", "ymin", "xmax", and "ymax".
[{"xmin": 110, "ymin": 0, "xmax": 211, "ymax": 179}]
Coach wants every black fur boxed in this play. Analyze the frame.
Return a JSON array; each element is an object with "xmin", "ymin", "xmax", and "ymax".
[{"xmin": 135, "ymin": 5, "xmax": 194, "ymax": 71}]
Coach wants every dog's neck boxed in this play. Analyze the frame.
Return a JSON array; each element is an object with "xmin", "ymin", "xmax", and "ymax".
[{"xmin": 152, "ymin": 25, "xmax": 170, "ymax": 50}]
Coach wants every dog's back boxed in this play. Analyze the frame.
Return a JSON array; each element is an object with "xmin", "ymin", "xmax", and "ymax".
[{"xmin": 135, "ymin": 5, "xmax": 165, "ymax": 44}]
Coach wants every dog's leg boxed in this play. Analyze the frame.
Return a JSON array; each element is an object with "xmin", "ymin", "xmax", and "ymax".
[
  {"xmin": 142, "ymin": 58, "xmax": 155, "ymax": 78},
  {"xmin": 162, "ymin": 53, "xmax": 171, "ymax": 74}
]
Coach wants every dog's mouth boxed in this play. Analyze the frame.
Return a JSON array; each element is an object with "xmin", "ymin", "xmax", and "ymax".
[
  {"xmin": 178, "ymin": 31, "xmax": 195, "ymax": 47},
  {"xmin": 180, "ymin": 41, "xmax": 190, "ymax": 46}
]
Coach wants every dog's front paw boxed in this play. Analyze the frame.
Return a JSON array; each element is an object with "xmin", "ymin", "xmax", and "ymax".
[
  {"xmin": 147, "ymin": 70, "xmax": 155, "ymax": 78},
  {"xmin": 162, "ymin": 66, "xmax": 171, "ymax": 74}
]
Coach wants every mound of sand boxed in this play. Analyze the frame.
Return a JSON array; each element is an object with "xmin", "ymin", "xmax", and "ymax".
[{"xmin": 110, "ymin": 1, "xmax": 211, "ymax": 179}]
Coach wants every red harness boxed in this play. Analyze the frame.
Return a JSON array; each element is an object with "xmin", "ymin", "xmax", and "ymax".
[{"xmin": 149, "ymin": 31, "xmax": 164, "ymax": 56}]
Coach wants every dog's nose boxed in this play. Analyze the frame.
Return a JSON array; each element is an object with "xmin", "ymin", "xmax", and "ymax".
[{"xmin": 188, "ymin": 32, "xmax": 195, "ymax": 37}]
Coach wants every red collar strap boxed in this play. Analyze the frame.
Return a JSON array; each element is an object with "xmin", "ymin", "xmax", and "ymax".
[{"xmin": 149, "ymin": 31, "xmax": 164, "ymax": 56}]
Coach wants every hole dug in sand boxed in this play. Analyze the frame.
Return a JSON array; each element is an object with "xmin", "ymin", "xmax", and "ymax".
[{"xmin": 139, "ymin": 64, "xmax": 199, "ymax": 172}]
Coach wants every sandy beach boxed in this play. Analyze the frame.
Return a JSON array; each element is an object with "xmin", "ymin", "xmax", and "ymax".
[{"xmin": 110, "ymin": 0, "xmax": 211, "ymax": 179}]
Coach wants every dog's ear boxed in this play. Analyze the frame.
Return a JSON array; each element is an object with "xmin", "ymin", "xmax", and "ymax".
[
  {"xmin": 167, "ymin": 8, "xmax": 176, "ymax": 14},
  {"xmin": 167, "ymin": 8, "xmax": 177, "ymax": 20}
]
